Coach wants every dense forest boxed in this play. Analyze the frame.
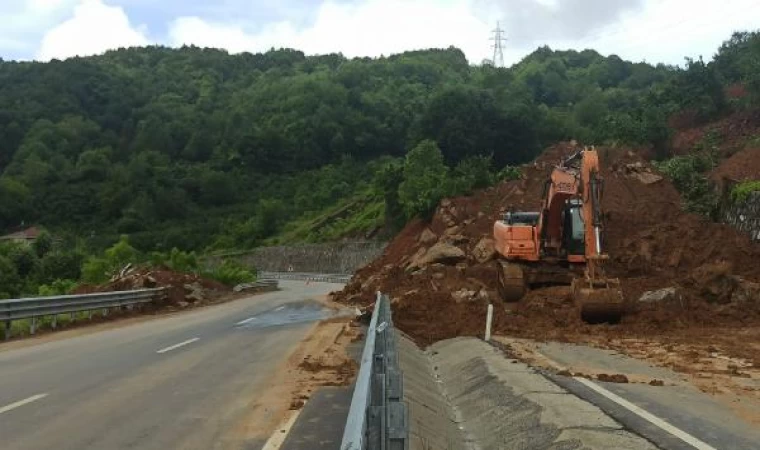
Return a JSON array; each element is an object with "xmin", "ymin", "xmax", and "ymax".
[{"xmin": 1, "ymin": 31, "xmax": 759, "ymax": 262}]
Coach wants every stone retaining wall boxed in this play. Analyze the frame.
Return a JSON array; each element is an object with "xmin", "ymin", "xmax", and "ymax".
[
  {"xmin": 723, "ymin": 191, "xmax": 760, "ymax": 241},
  {"xmin": 206, "ymin": 241, "xmax": 386, "ymax": 274}
]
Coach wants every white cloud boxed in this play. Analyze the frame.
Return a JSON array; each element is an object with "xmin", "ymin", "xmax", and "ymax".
[
  {"xmin": 169, "ymin": 0, "xmax": 494, "ymax": 62},
  {"xmin": 166, "ymin": 0, "xmax": 760, "ymax": 67},
  {"xmin": 564, "ymin": 0, "xmax": 760, "ymax": 65},
  {"xmin": 36, "ymin": 0, "xmax": 150, "ymax": 61}
]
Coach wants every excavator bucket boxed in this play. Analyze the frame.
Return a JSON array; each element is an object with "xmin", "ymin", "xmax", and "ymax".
[
  {"xmin": 497, "ymin": 260, "xmax": 526, "ymax": 302},
  {"xmin": 572, "ymin": 277, "xmax": 624, "ymax": 323}
]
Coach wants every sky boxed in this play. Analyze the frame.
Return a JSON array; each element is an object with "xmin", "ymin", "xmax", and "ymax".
[{"xmin": 1, "ymin": 0, "xmax": 759, "ymax": 66}]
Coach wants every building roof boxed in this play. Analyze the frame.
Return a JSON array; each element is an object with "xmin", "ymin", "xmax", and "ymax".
[{"xmin": 0, "ymin": 226, "xmax": 42, "ymax": 241}]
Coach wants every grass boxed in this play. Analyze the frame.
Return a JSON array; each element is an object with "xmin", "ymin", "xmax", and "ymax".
[
  {"xmin": 5, "ymin": 310, "xmax": 120, "ymax": 339},
  {"xmin": 267, "ymin": 190, "xmax": 385, "ymax": 245}
]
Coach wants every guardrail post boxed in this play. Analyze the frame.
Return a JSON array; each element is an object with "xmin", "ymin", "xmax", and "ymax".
[
  {"xmin": 69, "ymin": 312, "xmax": 75, "ymax": 322},
  {"xmin": 30, "ymin": 317, "xmax": 37, "ymax": 335},
  {"xmin": 88, "ymin": 310, "xmax": 93, "ymax": 320},
  {"xmin": 51, "ymin": 314, "xmax": 57, "ymax": 330},
  {"xmin": 4, "ymin": 320, "xmax": 11, "ymax": 341}
]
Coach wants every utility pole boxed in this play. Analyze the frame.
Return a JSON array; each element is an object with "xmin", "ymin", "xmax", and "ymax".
[{"xmin": 490, "ymin": 21, "xmax": 507, "ymax": 68}]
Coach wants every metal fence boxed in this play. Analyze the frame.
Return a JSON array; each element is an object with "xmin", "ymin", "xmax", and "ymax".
[
  {"xmin": 341, "ymin": 293, "xmax": 408, "ymax": 450},
  {"xmin": 0, "ymin": 288, "xmax": 166, "ymax": 340},
  {"xmin": 259, "ymin": 271, "xmax": 352, "ymax": 284},
  {"xmin": 232, "ymin": 279, "xmax": 279, "ymax": 292}
]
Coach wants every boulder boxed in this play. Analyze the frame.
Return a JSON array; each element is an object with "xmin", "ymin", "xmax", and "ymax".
[
  {"xmin": 407, "ymin": 243, "xmax": 466, "ymax": 270},
  {"xmin": 472, "ymin": 238, "xmax": 497, "ymax": 263},
  {"xmin": 731, "ymin": 279, "xmax": 760, "ymax": 304},
  {"xmin": 444, "ymin": 226, "xmax": 461, "ymax": 236},
  {"xmin": 639, "ymin": 287, "xmax": 677, "ymax": 303},
  {"xmin": 418, "ymin": 228, "xmax": 437, "ymax": 245},
  {"xmin": 451, "ymin": 288, "xmax": 477, "ymax": 303},
  {"xmin": 634, "ymin": 172, "xmax": 664, "ymax": 185}
]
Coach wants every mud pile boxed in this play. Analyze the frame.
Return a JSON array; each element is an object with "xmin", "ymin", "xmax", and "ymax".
[
  {"xmin": 334, "ymin": 143, "xmax": 760, "ymax": 347},
  {"xmin": 76, "ymin": 266, "xmax": 230, "ymax": 307}
]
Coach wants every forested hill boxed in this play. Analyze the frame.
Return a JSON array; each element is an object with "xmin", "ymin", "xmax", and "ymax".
[{"xmin": 1, "ymin": 32, "xmax": 758, "ymax": 252}]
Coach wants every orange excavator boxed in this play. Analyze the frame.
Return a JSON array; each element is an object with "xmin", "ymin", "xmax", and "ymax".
[{"xmin": 493, "ymin": 146, "xmax": 624, "ymax": 323}]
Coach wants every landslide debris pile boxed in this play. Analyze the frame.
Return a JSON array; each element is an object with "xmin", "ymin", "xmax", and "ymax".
[
  {"xmin": 334, "ymin": 143, "xmax": 760, "ymax": 346},
  {"xmin": 76, "ymin": 266, "xmax": 230, "ymax": 308}
]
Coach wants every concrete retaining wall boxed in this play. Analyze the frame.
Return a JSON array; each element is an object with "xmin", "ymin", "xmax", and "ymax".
[
  {"xmin": 399, "ymin": 336, "xmax": 657, "ymax": 450},
  {"xmin": 206, "ymin": 241, "xmax": 386, "ymax": 273},
  {"xmin": 723, "ymin": 191, "xmax": 760, "ymax": 241}
]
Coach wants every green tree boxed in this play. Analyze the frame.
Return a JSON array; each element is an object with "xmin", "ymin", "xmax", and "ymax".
[{"xmin": 398, "ymin": 140, "xmax": 449, "ymax": 219}]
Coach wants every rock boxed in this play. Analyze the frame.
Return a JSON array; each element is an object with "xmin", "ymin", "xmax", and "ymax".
[
  {"xmin": 419, "ymin": 228, "xmax": 437, "ymax": 245},
  {"xmin": 184, "ymin": 282, "xmax": 204, "ymax": 293},
  {"xmin": 634, "ymin": 172, "xmax": 663, "ymax": 185},
  {"xmin": 456, "ymin": 263, "xmax": 468, "ymax": 272},
  {"xmin": 478, "ymin": 212, "xmax": 485, "ymax": 218},
  {"xmin": 472, "ymin": 237, "xmax": 497, "ymax": 263},
  {"xmin": 597, "ymin": 373, "xmax": 629, "ymax": 383},
  {"xmin": 451, "ymin": 288, "xmax": 476, "ymax": 303},
  {"xmin": 687, "ymin": 262, "xmax": 739, "ymax": 304},
  {"xmin": 407, "ymin": 243, "xmax": 466, "ymax": 269},
  {"xmin": 731, "ymin": 279, "xmax": 760, "ymax": 304},
  {"xmin": 432, "ymin": 272, "xmax": 445, "ymax": 280},
  {"xmin": 143, "ymin": 275, "xmax": 157, "ymax": 288},
  {"xmin": 441, "ymin": 199, "xmax": 452, "ymax": 207},
  {"xmin": 442, "ymin": 234, "xmax": 469, "ymax": 245},
  {"xmin": 186, "ymin": 290, "xmax": 204, "ymax": 303},
  {"xmin": 444, "ymin": 226, "xmax": 460, "ymax": 236},
  {"xmin": 449, "ymin": 206, "xmax": 458, "ymax": 217},
  {"xmin": 639, "ymin": 287, "xmax": 677, "ymax": 303},
  {"xmin": 478, "ymin": 289, "xmax": 490, "ymax": 301},
  {"xmin": 177, "ymin": 301, "xmax": 190, "ymax": 308}
]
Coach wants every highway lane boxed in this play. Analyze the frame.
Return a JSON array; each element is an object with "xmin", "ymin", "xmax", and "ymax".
[{"xmin": 0, "ymin": 281, "xmax": 344, "ymax": 450}]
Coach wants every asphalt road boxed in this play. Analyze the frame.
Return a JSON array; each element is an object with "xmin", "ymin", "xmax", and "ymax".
[
  {"xmin": 0, "ymin": 281, "xmax": 343, "ymax": 450},
  {"xmin": 533, "ymin": 341, "xmax": 760, "ymax": 450}
]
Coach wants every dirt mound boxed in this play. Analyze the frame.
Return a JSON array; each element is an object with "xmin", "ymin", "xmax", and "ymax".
[
  {"xmin": 335, "ymin": 142, "xmax": 760, "ymax": 348},
  {"xmin": 711, "ymin": 147, "xmax": 760, "ymax": 183},
  {"xmin": 74, "ymin": 266, "xmax": 230, "ymax": 307}
]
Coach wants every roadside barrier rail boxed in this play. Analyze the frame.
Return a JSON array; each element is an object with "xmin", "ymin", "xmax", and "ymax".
[
  {"xmin": 341, "ymin": 292, "xmax": 408, "ymax": 450},
  {"xmin": 232, "ymin": 279, "xmax": 279, "ymax": 292},
  {"xmin": 0, "ymin": 288, "xmax": 166, "ymax": 340},
  {"xmin": 259, "ymin": 271, "xmax": 352, "ymax": 284}
]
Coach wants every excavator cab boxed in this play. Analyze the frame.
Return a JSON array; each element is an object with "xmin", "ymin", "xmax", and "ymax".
[{"xmin": 562, "ymin": 200, "xmax": 585, "ymax": 258}]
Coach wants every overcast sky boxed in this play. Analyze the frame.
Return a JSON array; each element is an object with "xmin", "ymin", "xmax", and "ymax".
[{"xmin": 1, "ymin": 0, "xmax": 759, "ymax": 66}]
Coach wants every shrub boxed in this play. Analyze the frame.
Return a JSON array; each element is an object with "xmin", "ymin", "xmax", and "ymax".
[
  {"xmin": 38, "ymin": 279, "xmax": 78, "ymax": 296},
  {"xmin": 203, "ymin": 260, "xmax": 256, "ymax": 287},
  {"xmin": 731, "ymin": 180, "xmax": 760, "ymax": 203}
]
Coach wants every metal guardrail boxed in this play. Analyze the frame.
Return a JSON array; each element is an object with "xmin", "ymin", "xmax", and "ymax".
[
  {"xmin": 0, "ymin": 288, "xmax": 166, "ymax": 340},
  {"xmin": 232, "ymin": 279, "xmax": 279, "ymax": 292},
  {"xmin": 259, "ymin": 271, "xmax": 352, "ymax": 284},
  {"xmin": 341, "ymin": 293, "xmax": 408, "ymax": 450}
]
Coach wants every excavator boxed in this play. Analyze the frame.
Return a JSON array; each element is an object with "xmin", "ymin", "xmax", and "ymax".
[{"xmin": 493, "ymin": 146, "xmax": 624, "ymax": 323}]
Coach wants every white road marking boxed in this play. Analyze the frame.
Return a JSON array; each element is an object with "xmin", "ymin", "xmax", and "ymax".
[
  {"xmin": 235, "ymin": 317, "xmax": 258, "ymax": 326},
  {"xmin": 575, "ymin": 377, "xmax": 718, "ymax": 450},
  {"xmin": 0, "ymin": 394, "xmax": 48, "ymax": 415},
  {"xmin": 274, "ymin": 306, "xmax": 285, "ymax": 312},
  {"xmin": 156, "ymin": 338, "xmax": 200, "ymax": 354},
  {"xmin": 260, "ymin": 405, "xmax": 305, "ymax": 450}
]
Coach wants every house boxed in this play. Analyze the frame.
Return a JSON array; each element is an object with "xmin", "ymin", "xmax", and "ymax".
[{"xmin": 0, "ymin": 227, "xmax": 42, "ymax": 245}]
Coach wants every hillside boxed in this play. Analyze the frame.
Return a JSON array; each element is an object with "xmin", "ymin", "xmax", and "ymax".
[{"xmin": 0, "ymin": 43, "xmax": 680, "ymax": 252}]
